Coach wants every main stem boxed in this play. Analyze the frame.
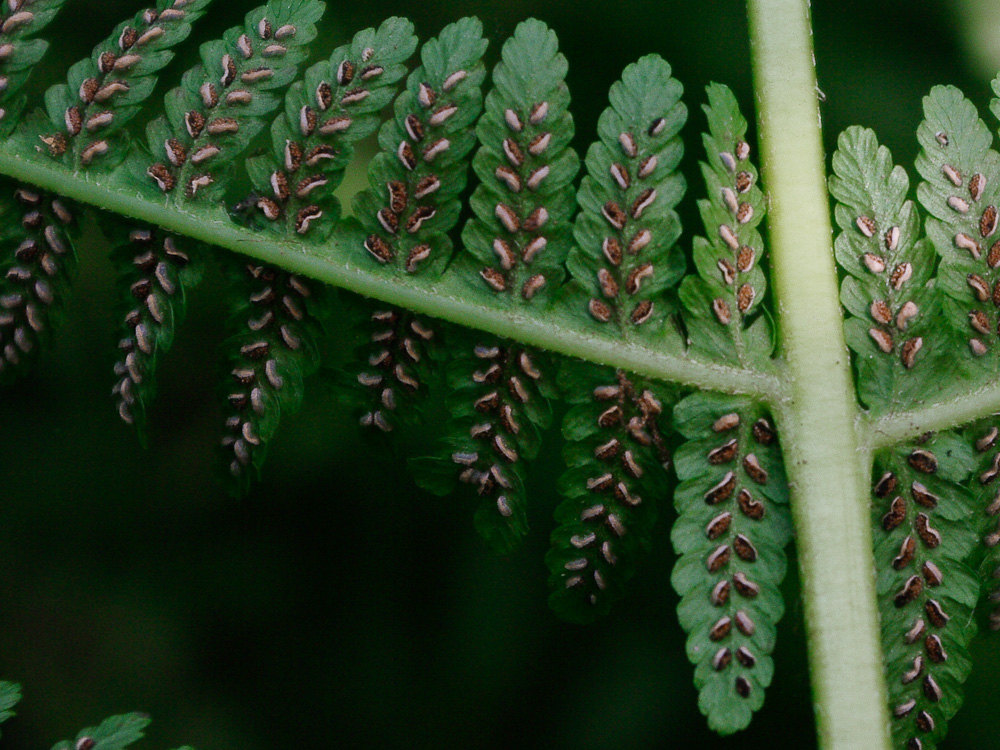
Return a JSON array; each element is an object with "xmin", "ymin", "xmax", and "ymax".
[{"xmin": 747, "ymin": 2, "xmax": 891, "ymax": 749}]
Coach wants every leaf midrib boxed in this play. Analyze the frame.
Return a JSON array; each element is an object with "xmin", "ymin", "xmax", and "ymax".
[{"xmin": 0, "ymin": 134, "xmax": 784, "ymax": 399}]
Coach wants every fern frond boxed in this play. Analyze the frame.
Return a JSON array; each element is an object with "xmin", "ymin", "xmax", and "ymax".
[
  {"xmin": 139, "ymin": 0, "xmax": 324, "ymax": 203},
  {"xmin": 220, "ymin": 259, "xmax": 321, "ymax": 495},
  {"xmin": 460, "ymin": 17, "xmax": 578, "ymax": 300},
  {"xmin": 348, "ymin": 17, "xmax": 488, "ymax": 433},
  {"xmin": 872, "ymin": 433, "xmax": 979, "ymax": 750},
  {"xmin": 567, "ymin": 54, "xmax": 686, "ymax": 335},
  {"xmin": 916, "ymin": 85, "xmax": 1000, "ymax": 367},
  {"xmin": 50, "ymin": 713, "xmax": 151, "ymax": 750},
  {"xmin": 680, "ymin": 83, "xmax": 771, "ymax": 368},
  {"xmin": 112, "ymin": 0, "xmax": 325, "ymax": 430},
  {"xmin": 0, "ymin": 681, "xmax": 19, "ymax": 736},
  {"xmin": 244, "ymin": 16, "xmax": 417, "ymax": 236},
  {"xmin": 36, "ymin": 0, "xmax": 214, "ymax": 169},
  {"xmin": 354, "ymin": 15, "xmax": 487, "ymax": 275},
  {"xmin": 410, "ymin": 333, "xmax": 557, "ymax": 553},
  {"xmin": 449, "ymin": 334, "xmax": 557, "ymax": 551},
  {"xmin": 0, "ymin": 180, "xmax": 76, "ymax": 384},
  {"xmin": 966, "ymin": 419, "xmax": 1000, "ymax": 630},
  {"xmin": 350, "ymin": 299, "xmax": 437, "ymax": 432},
  {"xmin": 830, "ymin": 126, "xmax": 941, "ymax": 412},
  {"xmin": 0, "ymin": 0, "xmax": 70, "ymax": 135},
  {"xmin": 547, "ymin": 363, "xmax": 671, "ymax": 622},
  {"xmin": 108, "ymin": 224, "xmax": 201, "ymax": 431},
  {"xmin": 423, "ymin": 18, "xmax": 578, "ymax": 549},
  {"xmin": 671, "ymin": 392, "xmax": 791, "ymax": 734}
]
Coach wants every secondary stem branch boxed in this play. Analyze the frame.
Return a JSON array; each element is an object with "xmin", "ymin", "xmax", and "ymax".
[
  {"xmin": 869, "ymin": 377, "xmax": 1000, "ymax": 448},
  {"xmin": 0, "ymin": 141, "xmax": 782, "ymax": 397},
  {"xmin": 748, "ymin": 1, "xmax": 891, "ymax": 748}
]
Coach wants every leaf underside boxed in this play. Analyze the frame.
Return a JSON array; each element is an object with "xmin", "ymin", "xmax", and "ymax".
[
  {"xmin": 671, "ymin": 391, "xmax": 790, "ymax": 734},
  {"xmin": 7, "ymin": 3, "xmax": 1000, "ymax": 747}
]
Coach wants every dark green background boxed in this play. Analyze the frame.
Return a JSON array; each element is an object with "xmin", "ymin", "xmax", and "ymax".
[{"xmin": 2, "ymin": 1, "xmax": 998, "ymax": 748}]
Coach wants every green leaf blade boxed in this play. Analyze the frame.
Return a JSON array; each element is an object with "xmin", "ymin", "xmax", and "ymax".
[
  {"xmin": 353, "ymin": 16, "xmax": 487, "ymax": 276},
  {"xmin": 547, "ymin": 363, "xmax": 672, "ymax": 623},
  {"xmin": 567, "ymin": 54, "xmax": 687, "ymax": 338},
  {"xmin": 830, "ymin": 125, "xmax": 943, "ymax": 413},
  {"xmin": 347, "ymin": 296, "xmax": 441, "ymax": 435},
  {"xmin": 871, "ymin": 432, "xmax": 979, "ymax": 750},
  {"xmin": 670, "ymin": 391, "xmax": 791, "ymax": 735},
  {"xmin": 220, "ymin": 258, "xmax": 324, "ymax": 495},
  {"xmin": 461, "ymin": 17, "xmax": 579, "ymax": 304},
  {"xmin": 437, "ymin": 333, "xmax": 556, "ymax": 553},
  {"xmin": 964, "ymin": 419, "xmax": 1000, "ymax": 631},
  {"xmin": 916, "ymin": 85, "xmax": 1000, "ymax": 371},
  {"xmin": 108, "ymin": 224, "xmax": 203, "ymax": 435},
  {"xmin": 682, "ymin": 83, "xmax": 771, "ymax": 369},
  {"xmin": 50, "ymin": 712, "xmax": 150, "ymax": 750},
  {"xmin": 0, "ymin": 681, "xmax": 21, "ymax": 736}
]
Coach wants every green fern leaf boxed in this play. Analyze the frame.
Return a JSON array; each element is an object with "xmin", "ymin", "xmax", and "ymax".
[
  {"xmin": 426, "ymin": 18, "xmax": 578, "ymax": 549},
  {"xmin": 970, "ymin": 419, "xmax": 1000, "ymax": 630},
  {"xmin": 112, "ymin": 0, "xmax": 324, "ymax": 431},
  {"xmin": 916, "ymin": 85, "xmax": 1000, "ymax": 366},
  {"xmin": 442, "ymin": 334, "xmax": 557, "ymax": 551},
  {"xmin": 353, "ymin": 15, "xmax": 487, "ymax": 275},
  {"xmin": 872, "ymin": 433, "xmax": 979, "ymax": 750},
  {"xmin": 0, "ymin": 180, "xmax": 77, "ymax": 384},
  {"xmin": 244, "ymin": 15, "xmax": 417, "ymax": 236},
  {"xmin": 680, "ymin": 83, "xmax": 771, "ymax": 368},
  {"xmin": 0, "ymin": 681, "xmax": 20, "ymax": 736},
  {"xmin": 348, "ymin": 17, "xmax": 488, "ymax": 434},
  {"xmin": 671, "ymin": 392, "xmax": 791, "ymax": 734},
  {"xmin": 348, "ymin": 297, "xmax": 438, "ymax": 433},
  {"xmin": 459, "ymin": 17, "xmax": 578, "ymax": 301},
  {"xmin": 830, "ymin": 125, "xmax": 941, "ymax": 412},
  {"xmin": 50, "ymin": 713, "xmax": 150, "ymax": 750},
  {"xmin": 567, "ymin": 54, "xmax": 686, "ymax": 336},
  {"xmin": 108, "ymin": 223, "xmax": 202, "ymax": 432},
  {"xmin": 139, "ymin": 0, "xmax": 324, "ymax": 204},
  {"xmin": 0, "ymin": 0, "xmax": 70, "ymax": 136},
  {"xmin": 3, "ymin": 686, "xmax": 190, "ymax": 750},
  {"xmin": 220, "ymin": 259, "xmax": 322, "ymax": 495},
  {"xmin": 410, "ymin": 325, "xmax": 557, "ymax": 552},
  {"xmin": 547, "ymin": 363, "xmax": 671, "ymax": 623},
  {"xmin": 36, "ymin": 0, "xmax": 214, "ymax": 169}
]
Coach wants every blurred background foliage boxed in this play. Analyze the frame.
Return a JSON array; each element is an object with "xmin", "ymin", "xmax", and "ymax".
[{"xmin": 3, "ymin": 1, "xmax": 1000, "ymax": 748}]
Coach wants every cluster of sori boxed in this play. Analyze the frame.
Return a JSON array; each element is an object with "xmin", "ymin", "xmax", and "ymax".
[
  {"xmin": 870, "ymin": 436, "xmax": 977, "ymax": 750},
  {"xmin": 0, "ymin": 182, "xmax": 74, "ymax": 384},
  {"xmin": 0, "ymin": 0, "xmax": 802, "ymax": 734},
  {"xmin": 668, "ymin": 394, "xmax": 789, "ymax": 734},
  {"xmin": 17, "ymin": 2, "xmax": 1000, "ymax": 745},
  {"xmin": 546, "ymin": 366, "xmax": 672, "ymax": 623},
  {"xmin": 825, "ymin": 81, "xmax": 1000, "ymax": 749}
]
